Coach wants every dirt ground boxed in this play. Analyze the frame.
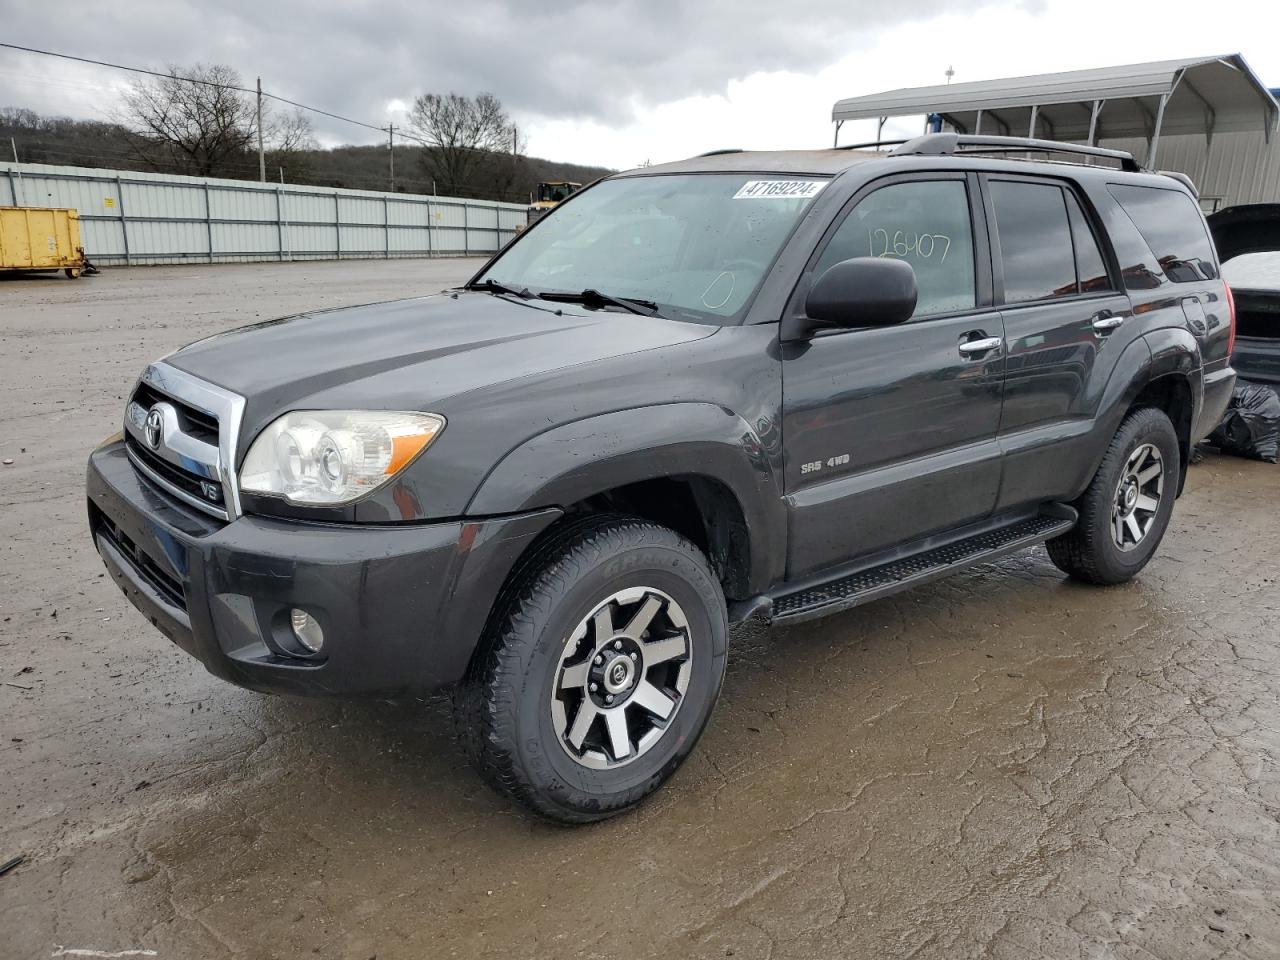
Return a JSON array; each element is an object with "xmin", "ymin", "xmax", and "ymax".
[{"xmin": 2, "ymin": 261, "xmax": 1278, "ymax": 960}]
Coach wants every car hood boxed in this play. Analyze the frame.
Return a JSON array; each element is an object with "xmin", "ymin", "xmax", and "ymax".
[{"xmin": 166, "ymin": 291, "xmax": 717, "ymax": 439}]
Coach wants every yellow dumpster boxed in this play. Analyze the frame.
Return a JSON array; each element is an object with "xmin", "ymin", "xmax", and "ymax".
[{"xmin": 0, "ymin": 207, "xmax": 87, "ymax": 278}]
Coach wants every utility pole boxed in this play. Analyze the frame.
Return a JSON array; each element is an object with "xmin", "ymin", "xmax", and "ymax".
[
  {"xmin": 11, "ymin": 137, "xmax": 26, "ymax": 206},
  {"xmin": 388, "ymin": 124, "xmax": 395, "ymax": 192},
  {"xmin": 256, "ymin": 77, "xmax": 266, "ymax": 182}
]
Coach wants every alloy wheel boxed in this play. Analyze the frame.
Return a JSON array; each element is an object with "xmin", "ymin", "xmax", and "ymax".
[
  {"xmin": 1111, "ymin": 442, "xmax": 1164, "ymax": 551},
  {"xmin": 550, "ymin": 586, "xmax": 693, "ymax": 769}
]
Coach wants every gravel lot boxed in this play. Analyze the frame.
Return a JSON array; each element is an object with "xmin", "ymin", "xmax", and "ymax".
[{"xmin": 2, "ymin": 260, "xmax": 1279, "ymax": 960}]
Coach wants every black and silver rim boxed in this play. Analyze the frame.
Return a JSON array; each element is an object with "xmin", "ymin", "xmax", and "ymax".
[
  {"xmin": 1112, "ymin": 442, "xmax": 1164, "ymax": 551},
  {"xmin": 550, "ymin": 587, "xmax": 693, "ymax": 770}
]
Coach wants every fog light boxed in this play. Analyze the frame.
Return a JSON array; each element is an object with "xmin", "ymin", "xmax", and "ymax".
[{"xmin": 289, "ymin": 608, "xmax": 324, "ymax": 654}]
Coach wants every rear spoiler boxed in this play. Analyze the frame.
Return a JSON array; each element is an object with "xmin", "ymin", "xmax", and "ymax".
[{"xmin": 1159, "ymin": 170, "xmax": 1199, "ymax": 197}]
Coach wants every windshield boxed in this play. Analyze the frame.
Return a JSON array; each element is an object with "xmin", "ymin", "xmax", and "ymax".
[{"xmin": 480, "ymin": 173, "xmax": 827, "ymax": 322}]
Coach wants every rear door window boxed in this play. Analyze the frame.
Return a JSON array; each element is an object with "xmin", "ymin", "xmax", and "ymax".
[
  {"xmin": 1064, "ymin": 191, "xmax": 1112, "ymax": 293},
  {"xmin": 1108, "ymin": 183, "xmax": 1218, "ymax": 283},
  {"xmin": 814, "ymin": 179, "xmax": 976, "ymax": 317},
  {"xmin": 989, "ymin": 180, "xmax": 1076, "ymax": 303}
]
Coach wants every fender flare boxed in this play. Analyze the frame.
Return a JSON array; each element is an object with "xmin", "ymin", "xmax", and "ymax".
[
  {"xmin": 1143, "ymin": 325, "xmax": 1205, "ymax": 422},
  {"xmin": 1093, "ymin": 334, "xmax": 1155, "ymax": 435},
  {"xmin": 466, "ymin": 403, "xmax": 785, "ymax": 592},
  {"xmin": 1074, "ymin": 328, "xmax": 1202, "ymax": 498}
]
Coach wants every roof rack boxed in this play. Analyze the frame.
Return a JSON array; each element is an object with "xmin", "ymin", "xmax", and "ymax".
[
  {"xmin": 695, "ymin": 148, "xmax": 744, "ymax": 157},
  {"xmin": 890, "ymin": 133, "xmax": 1141, "ymax": 172}
]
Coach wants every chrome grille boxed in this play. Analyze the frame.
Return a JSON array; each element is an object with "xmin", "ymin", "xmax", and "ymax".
[{"xmin": 122, "ymin": 362, "xmax": 246, "ymax": 521}]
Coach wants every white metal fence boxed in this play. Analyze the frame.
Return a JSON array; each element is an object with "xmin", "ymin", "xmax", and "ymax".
[{"xmin": 2, "ymin": 161, "xmax": 528, "ymax": 266}]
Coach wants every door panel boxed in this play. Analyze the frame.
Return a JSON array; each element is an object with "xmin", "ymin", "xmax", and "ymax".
[
  {"xmin": 996, "ymin": 293, "xmax": 1132, "ymax": 508},
  {"xmin": 983, "ymin": 175, "xmax": 1135, "ymax": 511},
  {"xmin": 783, "ymin": 311, "xmax": 1005, "ymax": 577},
  {"xmin": 782, "ymin": 174, "xmax": 1004, "ymax": 579}
]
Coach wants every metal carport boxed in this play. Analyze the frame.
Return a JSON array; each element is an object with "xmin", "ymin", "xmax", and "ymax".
[{"xmin": 831, "ymin": 54, "xmax": 1278, "ymax": 167}]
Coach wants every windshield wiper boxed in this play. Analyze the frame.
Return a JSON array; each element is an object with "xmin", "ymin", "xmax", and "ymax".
[
  {"xmin": 467, "ymin": 278, "xmax": 534, "ymax": 299},
  {"xmin": 537, "ymin": 288, "xmax": 660, "ymax": 316}
]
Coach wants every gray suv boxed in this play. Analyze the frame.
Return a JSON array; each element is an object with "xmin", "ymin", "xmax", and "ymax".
[{"xmin": 88, "ymin": 133, "xmax": 1235, "ymax": 821}]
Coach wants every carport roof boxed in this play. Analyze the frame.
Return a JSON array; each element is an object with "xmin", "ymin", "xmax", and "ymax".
[{"xmin": 832, "ymin": 54, "xmax": 1279, "ymax": 143}]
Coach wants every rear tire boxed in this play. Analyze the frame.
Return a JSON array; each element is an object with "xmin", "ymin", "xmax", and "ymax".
[
  {"xmin": 454, "ymin": 515, "xmax": 728, "ymax": 823},
  {"xmin": 1047, "ymin": 406, "xmax": 1180, "ymax": 585}
]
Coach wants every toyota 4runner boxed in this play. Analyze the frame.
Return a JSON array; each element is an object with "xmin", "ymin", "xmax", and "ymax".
[{"xmin": 87, "ymin": 133, "xmax": 1236, "ymax": 822}]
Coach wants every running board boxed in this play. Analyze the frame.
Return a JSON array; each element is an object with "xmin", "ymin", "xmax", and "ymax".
[{"xmin": 770, "ymin": 509, "xmax": 1076, "ymax": 625}]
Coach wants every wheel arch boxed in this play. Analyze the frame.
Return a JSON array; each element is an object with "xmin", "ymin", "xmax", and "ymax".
[
  {"xmin": 1072, "ymin": 329, "xmax": 1202, "ymax": 501},
  {"xmin": 466, "ymin": 403, "xmax": 785, "ymax": 596},
  {"xmin": 1128, "ymin": 371, "xmax": 1196, "ymax": 494}
]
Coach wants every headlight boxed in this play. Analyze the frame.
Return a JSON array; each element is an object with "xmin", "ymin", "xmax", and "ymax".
[{"xmin": 240, "ymin": 410, "xmax": 445, "ymax": 505}]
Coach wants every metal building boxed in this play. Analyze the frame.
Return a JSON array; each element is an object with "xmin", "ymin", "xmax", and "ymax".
[{"xmin": 832, "ymin": 54, "xmax": 1280, "ymax": 211}]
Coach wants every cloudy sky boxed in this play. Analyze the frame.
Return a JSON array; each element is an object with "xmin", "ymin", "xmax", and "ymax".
[{"xmin": 3, "ymin": 0, "xmax": 1279, "ymax": 171}]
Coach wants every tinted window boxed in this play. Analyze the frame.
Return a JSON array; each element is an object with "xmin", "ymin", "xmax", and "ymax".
[
  {"xmin": 1065, "ymin": 191, "xmax": 1111, "ymax": 293},
  {"xmin": 1108, "ymin": 184, "xmax": 1218, "ymax": 283},
  {"xmin": 816, "ymin": 180, "xmax": 976, "ymax": 317},
  {"xmin": 990, "ymin": 180, "xmax": 1076, "ymax": 303}
]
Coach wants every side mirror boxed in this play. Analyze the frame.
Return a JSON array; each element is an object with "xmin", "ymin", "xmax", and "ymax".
[{"xmin": 785, "ymin": 257, "xmax": 918, "ymax": 340}]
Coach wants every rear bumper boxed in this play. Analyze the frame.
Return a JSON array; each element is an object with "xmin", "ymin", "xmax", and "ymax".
[
  {"xmin": 87, "ymin": 440, "xmax": 559, "ymax": 697},
  {"xmin": 1233, "ymin": 338, "xmax": 1280, "ymax": 386}
]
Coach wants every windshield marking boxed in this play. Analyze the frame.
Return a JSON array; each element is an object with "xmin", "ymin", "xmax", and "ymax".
[{"xmin": 733, "ymin": 180, "xmax": 826, "ymax": 200}]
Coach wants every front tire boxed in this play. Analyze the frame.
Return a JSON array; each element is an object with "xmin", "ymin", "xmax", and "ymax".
[
  {"xmin": 1047, "ymin": 406, "xmax": 1181, "ymax": 585},
  {"xmin": 454, "ymin": 516, "xmax": 728, "ymax": 823}
]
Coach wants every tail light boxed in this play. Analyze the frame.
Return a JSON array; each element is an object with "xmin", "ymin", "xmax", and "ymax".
[{"xmin": 1224, "ymin": 282, "xmax": 1237, "ymax": 356}]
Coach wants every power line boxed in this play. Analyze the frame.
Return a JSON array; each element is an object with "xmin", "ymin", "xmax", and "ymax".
[
  {"xmin": 0, "ymin": 42, "xmax": 558, "ymax": 201},
  {"xmin": 0, "ymin": 40, "xmax": 417, "ymax": 142}
]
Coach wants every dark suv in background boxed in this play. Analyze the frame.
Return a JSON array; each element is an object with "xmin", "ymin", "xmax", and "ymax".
[{"xmin": 87, "ymin": 133, "xmax": 1235, "ymax": 822}]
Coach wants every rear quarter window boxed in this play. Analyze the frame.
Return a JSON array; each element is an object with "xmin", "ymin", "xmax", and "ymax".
[{"xmin": 1108, "ymin": 184, "xmax": 1218, "ymax": 283}]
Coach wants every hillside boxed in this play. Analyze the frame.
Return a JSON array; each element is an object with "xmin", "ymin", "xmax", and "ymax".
[
  {"xmin": 0, "ymin": 107, "xmax": 615, "ymax": 204},
  {"xmin": 294, "ymin": 142, "xmax": 614, "ymax": 202}
]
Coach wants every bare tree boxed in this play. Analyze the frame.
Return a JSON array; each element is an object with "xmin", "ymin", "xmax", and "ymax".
[
  {"xmin": 118, "ymin": 64, "xmax": 317, "ymax": 179},
  {"xmin": 264, "ymin": 108, "xmax": 318, "ymax": 179},
  {"xmin": 0, "ymin": 106, "xmax": 43, "ymax": 131},
  {"xmin": 119, "ymin": 64, "xmax": 258, "ymax": 176},
  {"xmin": 409, "ymin": 92, "xmax": 519, "ymax": 196}
]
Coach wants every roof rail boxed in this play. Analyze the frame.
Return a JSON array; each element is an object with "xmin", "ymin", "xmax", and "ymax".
[
  {"xmin": 890, "ymin": 133, "xmax": 1141, "ymax": 172},
  {"xmin": 695, "ymin": 148, "xmax": 744, "ymax": 157}
]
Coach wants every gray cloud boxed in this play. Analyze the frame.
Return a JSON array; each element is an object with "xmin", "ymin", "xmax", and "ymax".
[{"xmin": 4, "ymin": 0, "xmax": 1017, "ymax": 142}]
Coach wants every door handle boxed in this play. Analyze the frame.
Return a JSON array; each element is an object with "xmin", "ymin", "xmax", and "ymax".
[
  {"xmin": 1092, "ymin": 311, "xmax": 1124, "ymax": 334},
  {"xmin": 958, "ymin": 336, "xmax": 1002, "ymax": 357}
]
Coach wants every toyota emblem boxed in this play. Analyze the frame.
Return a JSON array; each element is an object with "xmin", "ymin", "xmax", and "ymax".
[{"xmin": 144, "ymin": 408, "xmax": 164, "ymax": 450}]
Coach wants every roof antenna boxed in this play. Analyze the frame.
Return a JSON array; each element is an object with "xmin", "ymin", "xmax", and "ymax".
[{"xmin": 945, "ymin": 65, "xmax": 955, "ymax": 84}]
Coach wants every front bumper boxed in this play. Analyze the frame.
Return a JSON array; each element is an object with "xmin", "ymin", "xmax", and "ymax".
[{"xmin": 87, "ymin": 440, "xmax": 559, "ymax": 697}]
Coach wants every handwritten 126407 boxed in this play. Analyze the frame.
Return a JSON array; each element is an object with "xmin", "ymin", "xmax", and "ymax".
[{"xmin": 868, "ymin": 228, "xmax": 951, "ymax": 262}]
